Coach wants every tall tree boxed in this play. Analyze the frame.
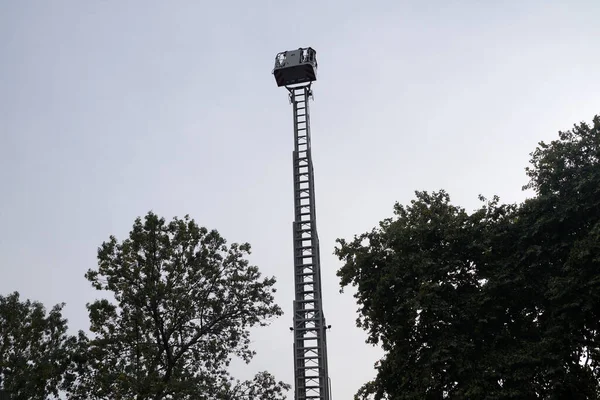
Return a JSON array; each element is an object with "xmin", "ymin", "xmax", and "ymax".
[
  {"xmin": 68, "ymin": 212, "xmax": 288, "ymax": 399},
  {"xmin": 517, "ymin": 115, "xmax": 600, "ymax": 397},
  {"xmin": 335, "ymin": 115, "xmax": 600, "ymax": 399},
  {"xmin": 0, "ymin": 292, "xmax": 78, "ymax": 399}
]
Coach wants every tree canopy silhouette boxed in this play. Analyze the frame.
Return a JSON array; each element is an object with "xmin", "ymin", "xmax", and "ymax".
[
  {"xmin": 67, "ymin": 212, "xmax": 289, "ymax": 399},
  {"xmin": 1, "ymin": 213, "xmax": 289, "ymax": 399},
  {"xmin": 0, "ymin": 292, "xmax": 79, "ymax": 399},
  {"xmin": 335, "ymin": 115, "xmax": 600, "ymax": 399}
]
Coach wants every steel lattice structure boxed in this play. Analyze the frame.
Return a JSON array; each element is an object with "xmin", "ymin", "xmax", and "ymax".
[{"xmin": 273, "ymin": 48, "xmax": 331, "ymax": 400}]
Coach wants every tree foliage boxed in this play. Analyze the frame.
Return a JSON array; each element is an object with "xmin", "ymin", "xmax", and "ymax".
[
  {"xmin": 335, "ymin": 115, "xmax": 600, "ymax": 399},
  {"xmin": 0, "ymin": 292, "xmax": 78, "ymax": 399},
  {"xmin": 1, "ymin": 212, "xmax": 289, "ymax": 399},
  {"xmin": 67, "ymin": 212, "xmax": 287, "ymax": 399},
  {"xmin": 221, "ymin": 371, "xmax": 291, "ymax": 400}
]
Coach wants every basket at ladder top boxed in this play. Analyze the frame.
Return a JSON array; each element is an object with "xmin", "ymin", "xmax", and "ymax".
[{"xmin": 273, "ymin": 47, "xmax": 318, "ymax": 87}]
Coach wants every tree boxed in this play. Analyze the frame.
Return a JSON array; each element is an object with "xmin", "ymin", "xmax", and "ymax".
[
  {"xmin": 335, "ymin": 115, "xmax": 600, "ymax": 399},
  {"xmin": 517, "ymin": 115, "xmax": 600, "ymax": 397},
  {"xmin": 221, "ymin": 371, "xmax": 291, "ymax": 400},
  {"xmin": 0, "ymin": 292, "xmax": 78, "ymax": 399},
  {"xmin": 68, "ymin": 212, "xmax": 289, "ymax": 399}
]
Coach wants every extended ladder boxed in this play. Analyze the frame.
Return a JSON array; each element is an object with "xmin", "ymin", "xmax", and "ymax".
[{"xmin": 289, "ymin": 84, "xmax": 331, "ymax": 400}]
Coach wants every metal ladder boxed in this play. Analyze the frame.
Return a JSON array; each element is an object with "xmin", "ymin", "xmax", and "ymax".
[{"xmin": 289, "ymin": 84, "xmax": 331, "ymax": 400}]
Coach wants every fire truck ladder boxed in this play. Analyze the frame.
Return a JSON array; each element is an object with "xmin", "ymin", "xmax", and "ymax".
[{"xmin": 289, "ymin": 84, "xmax": 331, "ymax": 400}]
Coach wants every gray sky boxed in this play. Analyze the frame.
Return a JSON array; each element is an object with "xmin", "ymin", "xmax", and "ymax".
[{"xmin": 1, "ymin": 1, "xmax": 599, "ymax": 398}]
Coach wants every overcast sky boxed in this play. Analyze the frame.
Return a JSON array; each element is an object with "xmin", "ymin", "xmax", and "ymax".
[{"xmin": 1, "ymin": 1, "xmax": 600, "ymax": 398}]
